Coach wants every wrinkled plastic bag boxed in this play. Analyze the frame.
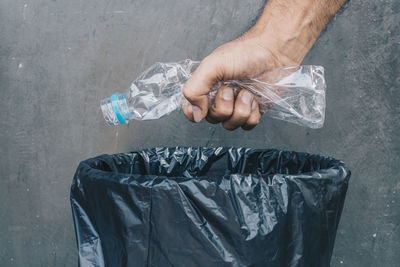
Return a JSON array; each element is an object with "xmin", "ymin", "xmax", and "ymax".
[
  {"xmin": 71, "ymin": 147, "xmax": 350, "ymax": 267},
  {"xmin": 101, "ymin": 60, "xmax": 326, "ymax": 128}
]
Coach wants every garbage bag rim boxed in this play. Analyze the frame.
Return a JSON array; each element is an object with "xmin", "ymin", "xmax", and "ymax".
[{"xmin": 77, "ymin": 147, "xmax": 349, "ymax": 180}]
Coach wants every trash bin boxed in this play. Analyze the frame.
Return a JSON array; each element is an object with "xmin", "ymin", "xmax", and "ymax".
[{"xmin": 70, "ymin": 147, "xmax": 350, "ymax": 267}]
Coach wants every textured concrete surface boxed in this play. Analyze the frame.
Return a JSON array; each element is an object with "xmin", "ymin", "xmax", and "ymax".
[{"xmin": 0, "ymin": 0, "xmax": 399, "ymax": 266}]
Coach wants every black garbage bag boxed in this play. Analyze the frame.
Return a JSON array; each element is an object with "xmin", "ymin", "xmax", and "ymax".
[{"xmin": 70, "ymin": 147, "xmax": 350, "ymax": 267}]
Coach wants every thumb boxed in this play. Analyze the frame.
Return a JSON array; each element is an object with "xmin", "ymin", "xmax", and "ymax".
[{"xmin": 183, "ymin": 57, "xmax": 222, "ymax": 122}]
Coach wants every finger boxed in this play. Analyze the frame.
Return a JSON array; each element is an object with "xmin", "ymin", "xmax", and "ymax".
[
  {"xmin": 181, "ymin": 100, "xmax": 195, "ymax": 122},
  {"xmin": 242, "ymin": 100, "xmax": 261, "ymax": 130},
  {"xmin": 183, "ymin": 56, "xmax": 222, "ymax": 122},
  {"xmin": 206, "ymin": 86, "xmax": 234, "ymax": 123},
  {"xmin": 222, "ymin": 90, "xmax": 253, "ymax": 131}
]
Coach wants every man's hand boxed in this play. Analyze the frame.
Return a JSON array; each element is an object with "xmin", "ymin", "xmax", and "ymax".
[
  {"xmin": 182, "ymin": 35, "xmax": 294, "ymax": 131},
  {"xmin": 182, "ymin": 0, "xmax": 347, "ymax": 130}
]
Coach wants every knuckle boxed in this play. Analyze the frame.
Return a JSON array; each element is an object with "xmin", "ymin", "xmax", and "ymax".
[
  {"xmin": 235, "ymin": 107, "xmax": 251, "ymax": 118},
  {"xmin": 182, "ymin": 86, "xmax": 196, "ymax": 101},
  {"xmin": 247, "ymin": 116, "xmax": 260, "ymax": 126},
  {"xmin": 242, "ymin": 124, "xmax": 256, "ymax": 131},
  {"xmin": 213, "ymin": 105, "xmax": 233, "ymax": 117},
  {"xmin": 242, "ymin": 116, "xmax": 260, "ymax": 131},
  {"xmin": 206, "ymin": 116, "xmax": 218, "ymax": 124},
  {"xmin": 222, "ymin": 122, "xmax": 236, "ymax": 131}
]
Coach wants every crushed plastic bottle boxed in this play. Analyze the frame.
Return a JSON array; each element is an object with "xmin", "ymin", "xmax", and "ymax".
[{"xmin": 100, "ymin": 59, "xmax": 326, "ymax": 128}]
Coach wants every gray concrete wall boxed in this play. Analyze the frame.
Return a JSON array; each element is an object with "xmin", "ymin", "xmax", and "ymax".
[{"xmin": 0, "ymin": 0, "xmax": 399, "ymax": 266}]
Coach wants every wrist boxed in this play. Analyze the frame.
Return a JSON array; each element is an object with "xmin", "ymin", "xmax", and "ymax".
[{"xmin": 247, "ymin": 0, "xmax": 333, "ymax": 65}]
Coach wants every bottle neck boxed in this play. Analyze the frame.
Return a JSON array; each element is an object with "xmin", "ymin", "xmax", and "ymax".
[{"xmin": 101, "ymin": 93, "xmax": 130, "ymax": 125}]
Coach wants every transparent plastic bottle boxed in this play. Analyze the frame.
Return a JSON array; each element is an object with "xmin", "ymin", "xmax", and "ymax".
[{"xmin": 101, "ymin": 59, "xmax": 326, "ymax": 128}]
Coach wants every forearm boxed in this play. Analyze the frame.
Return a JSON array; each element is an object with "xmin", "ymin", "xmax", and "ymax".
[{"xmin": 248, "ymin": 0, "xmax": 348, "ymax": 64}]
